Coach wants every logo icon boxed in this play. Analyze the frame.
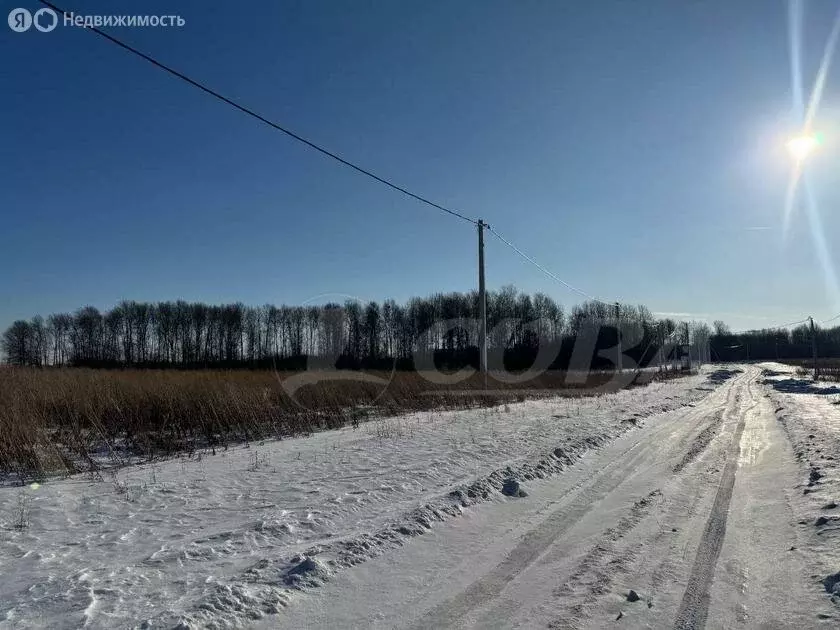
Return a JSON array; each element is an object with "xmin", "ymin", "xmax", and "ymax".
[
  {"xmin": 33, "ymin": 7, "xmax": 57, "ymax": 32},
  {"xmin": 7, "ymin": 8, "xmax": 32, "ymax": 32}
]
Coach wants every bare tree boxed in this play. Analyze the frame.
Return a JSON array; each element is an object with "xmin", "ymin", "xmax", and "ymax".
[{"xmin": 2, "ymin": 320, "xmax": 33, "ymax": 366}]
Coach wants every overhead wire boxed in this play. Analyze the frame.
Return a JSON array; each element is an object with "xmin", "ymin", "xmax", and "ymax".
[
  {"xmin": 42, "ymin": 0, "xmax": 835, "ymax": 335},
  {"xmin": 41, "ymin": 0, "xmax": 680, "ymax": 317},
  {"xmin": 486, "ymin": 225, "xmax": 612, "ymax": 305},
  {"xmin": 39, "ymin": 0, "xmax": 767, "ymax": 320},
  {"xmin": 37, "ymin": 0, "xmax": 479, "ymax": 226},
  {"xmin": 487, "ymin": 225, "xmax": 828, "ymax": 337},
  {"xmin": 42, "ymin": 6, "xmax": 662, "ymax": 312},
  {"xmin": 730, "ymin": 318, "xmax": 810, "ymax": 335}
]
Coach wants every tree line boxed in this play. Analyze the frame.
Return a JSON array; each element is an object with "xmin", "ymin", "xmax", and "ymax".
[
  {"xmin": 2, "ymin": 287, "xmax": 714, "ymax": 370},
  {"xmin": 708, "ymin": 320, "xmax": 840, "ymax": 362}
]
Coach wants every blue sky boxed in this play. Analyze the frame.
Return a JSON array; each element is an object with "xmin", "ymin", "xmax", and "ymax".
[{"xmin": 3, "ymin": 0, "xmax": 840, "ymax": 333}]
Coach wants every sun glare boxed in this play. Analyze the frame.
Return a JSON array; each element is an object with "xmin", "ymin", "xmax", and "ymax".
[{"xmin": 786, "ymin": 134, "xmax": 819, "ymax": 161}]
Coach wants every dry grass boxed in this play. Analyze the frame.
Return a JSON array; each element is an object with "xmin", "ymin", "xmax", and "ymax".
[
  {"xmin": 0, "ymin": 367, "xmax": 681, "ymax": 479},
  {"xmin": 779, "ymin": 358, "xmax": 840, "ymax": 381}
]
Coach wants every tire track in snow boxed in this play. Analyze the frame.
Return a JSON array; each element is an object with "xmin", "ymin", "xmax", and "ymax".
[
  {"xmin": 548, "ymin": 489, "xmax": 663, "ymax": 628},
  {"xmin": 539, "ymin": 372, "xmax": 744, "ymax": 630},
  {"xmin": 673, "ymin": 374, "xmax": 760, "ymax": 630},
  {"xmin": 406, "ymin": 438, "xmax": 666, "ymax": 630},
  {"xmin": 408, "ymin": 375, "xmax": 744, "ymax": 630},
  {"xmin": 672, "ymin": 409, "xmax": 725, "ymax": 474}
]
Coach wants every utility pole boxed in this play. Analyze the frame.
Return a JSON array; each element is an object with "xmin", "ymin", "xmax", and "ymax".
[
  {"xmin": 684, "ymin": 321, "xmax": 692, "ymax": 371},
  {"xmin": 478, "ymin": 219, "xmax": 487, "ymax": 381},
  {"xmin": 657, "ymin": 330, "xmax": 663, "ymax": 373},
  {"xmin": 810, "ymin": 316, "xmax": 818, "ymax": 380},
  {"xmin": 614, "ymin": 302, "xmax": 622, "ymax": 373}
]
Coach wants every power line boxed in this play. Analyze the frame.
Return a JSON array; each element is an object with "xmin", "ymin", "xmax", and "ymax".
[
  {"xmin": 486, "ymin": 226, "xmax": 611, "ymax": 305},
  {"xmin": 822, "ymin": 312, "xmax": 840, "ymax": 325},
  {"xmin": 38, "ymin": 0, "xmax": 478, "ymax": 227},
  {"xmin": 483, "ymin": 226, "xmax": 693, "ymax": 369},
  {"xmin": 766, "ymin": 317, "xmax": 810, "ymax": 330},
  {"xmin": 731, "ymin": 317, "xmax": 810, "ymax": 334},
  {"xmin": 39, "ymin": 0, "xmax": 830, "ymax": 334}
]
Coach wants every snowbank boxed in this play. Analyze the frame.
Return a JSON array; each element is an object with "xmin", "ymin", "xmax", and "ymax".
[{"xmin": 761, "ymin": 362, "xmax": 840, "ymax": 610}]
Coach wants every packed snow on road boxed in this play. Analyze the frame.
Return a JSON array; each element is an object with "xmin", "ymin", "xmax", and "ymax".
[{"xmin": 2, "ymin": 364, "xmax": 840, "ymax": 629}]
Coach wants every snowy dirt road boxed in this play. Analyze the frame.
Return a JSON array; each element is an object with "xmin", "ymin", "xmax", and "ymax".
[{"xmin": 268, "ymin": 366, "xmax": 839, "ymax": 629}]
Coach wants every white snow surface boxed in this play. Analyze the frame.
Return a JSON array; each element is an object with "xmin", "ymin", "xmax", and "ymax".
[
  {"xmin": 761, "ymin": 362, "xmax": 840, "ymax": 605},
  {"xmin": 0, "ymin": 371, "xmax": 719, "ymax": 629},
  {"xmin": 262, "ymin": 364, "xmax": 840, "ymax": 629}
]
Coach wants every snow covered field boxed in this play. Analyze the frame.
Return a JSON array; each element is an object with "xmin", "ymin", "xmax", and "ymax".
[
  {"xmin": 0, "ymin": 370, "xmax": 717, "ymax": 629},
  {"xmin": 761, "ymin": 363, "xmax": 840, "ymax": 609},
  {"xmin": 6, "ymin": 364, "xmax": 840, "ymax": 630}
]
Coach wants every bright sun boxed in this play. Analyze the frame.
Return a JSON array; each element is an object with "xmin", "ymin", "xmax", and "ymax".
[{"xmin": 787, "ymin": 134, "xmax": 820, "ymax": 161}]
